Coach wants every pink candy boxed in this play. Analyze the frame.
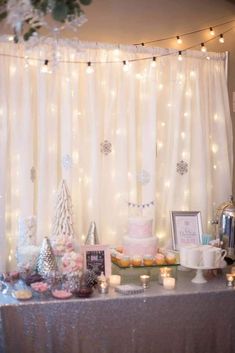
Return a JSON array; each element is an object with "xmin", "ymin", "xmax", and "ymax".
[
  {"xmin": 52, "ymin": 289, "xmax": 73, "ymax": 299},
  {"xmin": 31, "ymin": 282, "xmax": 48, "ymax": 292}
]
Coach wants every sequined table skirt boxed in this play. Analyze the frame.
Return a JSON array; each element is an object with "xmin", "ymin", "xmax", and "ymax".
[{"xmin": 0, "ymin": 270, "xmax": 235, "ymax": 353}]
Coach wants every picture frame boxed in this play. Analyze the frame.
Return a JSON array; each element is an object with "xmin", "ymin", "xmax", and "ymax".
[
  {"xmin": 82, "ymin": 244, "xmax": 111, "ymax": 277},
  {"xmin": 170, "ymin": 211, "xmax": 203, "ymax": 250}
]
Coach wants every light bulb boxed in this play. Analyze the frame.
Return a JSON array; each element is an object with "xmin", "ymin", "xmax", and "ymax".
[
  {"xmin": 151, "ymin": 57, "xmax": 157, "ymax": 67},
  {"xmin": 178, "ymin": 51, "xmax": 183, "ymax": 61},
  {"xmin": 209, "ymin": 27, "xmax": 215, "ymax": 36},
  {"xmin": 41, "ymin": 59, "xmax": 52, "ymax": 74},
  {"xmin": 86, "ymin": 62, "xmax": 94, "ymax": 74},
  {"xmin": 176, "ymin": 36, "xmax": 182, "ymax": 44},
  {"xmin": 201, "ymin": 43, "xmax": 207, "ymax": 52},
  {"xmin": 219, "ymin": 34, "xmax": 224, "ymax": 43},
  {"xmin": 123, "ymin": 60, "xmax": 129, "ymax": 72}
]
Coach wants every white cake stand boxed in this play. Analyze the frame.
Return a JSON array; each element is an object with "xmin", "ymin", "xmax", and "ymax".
[{"xmin": 180, "ymin": 263, "xmax": 217, "ymax": 284}]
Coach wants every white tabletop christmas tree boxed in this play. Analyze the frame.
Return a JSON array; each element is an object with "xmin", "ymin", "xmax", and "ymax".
[{"xmin": 51, "ymin": 179, "xmax": 75, "ymax": 256}]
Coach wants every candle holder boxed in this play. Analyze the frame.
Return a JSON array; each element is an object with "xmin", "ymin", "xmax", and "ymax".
[
  {"xmin": 98, "ymin": 281, "xmax": 109, "ymax": 294},
  {"xmin": 226, "ymin": 273, "xmax": 234, "ymax": 287},
  {"xmin": 140, "ymin": 275, "xmax": 150, "ymax": 289},
  {"xmin": 97, "ymin": 272, "xmax": 109, "ymax": 294}
]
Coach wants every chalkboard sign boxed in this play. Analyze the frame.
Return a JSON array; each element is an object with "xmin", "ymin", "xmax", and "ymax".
[{"xmin": 82, "ymin": 245, "xmax": 111, "ymax": 277}]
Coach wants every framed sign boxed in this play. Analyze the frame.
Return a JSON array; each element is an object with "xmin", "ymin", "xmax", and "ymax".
[
  {"xmin": 170, "ymin": 211, "xmax": 203, "ymax": 250},
  {"xmin": 82, "ymin": 245, "xmax": 111, "ymax": 277}
]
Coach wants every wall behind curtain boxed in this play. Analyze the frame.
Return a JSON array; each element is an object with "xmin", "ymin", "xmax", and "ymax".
[{"xmin": 0, "ymin": 37, "xmax": 232, "ymax": 270}]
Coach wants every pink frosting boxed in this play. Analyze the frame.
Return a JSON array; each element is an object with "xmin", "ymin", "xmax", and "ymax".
[{"xmin": 128, "ymin": 218, "xmax": 153, "ymax": 238}]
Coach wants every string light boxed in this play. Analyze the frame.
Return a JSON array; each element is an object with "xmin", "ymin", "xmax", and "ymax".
[
  {"xmin": 201, "ymin": 43, "xmax": 207, "ymax": 52},
  {"xmin": 133, "ymin": 19, "xmax": 234, "ymax": 45},
  {"xmin": 86, "ymin": 61, "xmax": 94, "ymax": 74},
  {"xmin": 0, "ymin": 19, "xmax": 234, "ymax": 69},
  {"xmin": 219, "ymin": 34, "xmax": 224, "ymax": 43},
  {"xmin": 176, "ymin": 35, "xmax": 182, "ymax": 44},
  {"xmin": 209, "ymin": 27, "xmax": 215, "ymax": 36},
  {"xmin": 151, "ymin": 56, "xmax": 157, "ymax": 67},
  {"xmin": 178, "ymin": 51, "xmax": 183, "ymax": 61}
]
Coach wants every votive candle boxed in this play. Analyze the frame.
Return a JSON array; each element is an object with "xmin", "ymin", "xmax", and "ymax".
[
  {"xmin": 226, "ymin": 273, "xmax": 234, "ymax": 287},
  {"xmin": 109, "ymin": 275, "xmax": 121, "ymax": 287},
  {"xmin": 163, "ymin": 277, "xmax": 175, "ymax": 290},
  {"xmin": 158, "ymin": 267, "xmax": 172, "ymax": 285},
  {"xmin": 98, "ymin": 281, "xmax": 109, "ymax": 294},
  {"xmin": 140, "ymin": 275, "xmax": 150, "ymax": 289}
]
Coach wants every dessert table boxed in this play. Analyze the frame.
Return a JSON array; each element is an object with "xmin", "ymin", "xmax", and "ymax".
[{"xmin": 0, "ymin": 270, "xmax": 235, "ymax": 353}]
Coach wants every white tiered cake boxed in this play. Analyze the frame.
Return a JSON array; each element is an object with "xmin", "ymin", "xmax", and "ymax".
[{"xmin": 123, "ymin": 218, "xmax": 157, "ymax": 257}]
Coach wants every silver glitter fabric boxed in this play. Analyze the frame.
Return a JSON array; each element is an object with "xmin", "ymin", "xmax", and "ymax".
[{"xmin": 0, "ymin": 270, "xmax": 235, "ymax": 353}]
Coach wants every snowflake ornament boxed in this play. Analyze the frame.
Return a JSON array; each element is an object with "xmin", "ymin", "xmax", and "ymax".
[
  {"xmin": 176, "ymin": 160, "xmax": 188, "ymax": 175},
  {"xmin": 100, "ymin": 140, "xmax": 112, "ymax": 155},
  {"xmin": 62, "ymin": 154, "xmax": 73, "ymax": 170},
  {"xmin": 136, "ymin": 170, "xmax": 151, "ymax": 185}
]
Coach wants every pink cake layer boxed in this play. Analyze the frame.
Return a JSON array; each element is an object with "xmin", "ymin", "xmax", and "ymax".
[
  {"xmin": 128, "ymin": 218, "xmax": 153, "ymax": 239},
  {"xmin": 123, "ymin": 236, "xmax": 157, "ymax": 257}
]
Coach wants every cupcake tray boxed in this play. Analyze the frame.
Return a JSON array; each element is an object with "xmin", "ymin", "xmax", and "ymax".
[{"xmin": 112, "ymin": 260, "xmax": 180, "ymax": 269}]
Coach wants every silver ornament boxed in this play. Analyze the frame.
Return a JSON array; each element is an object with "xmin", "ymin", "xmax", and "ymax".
[
  {"xmin": 85, "ymin": 222, "xmax": 99, "ymax": 245},
  {"xmin": 37, "ymin": 237, "xmax": 58, "ymax": 278}
]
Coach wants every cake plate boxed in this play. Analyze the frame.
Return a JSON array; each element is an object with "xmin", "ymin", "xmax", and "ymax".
[{"xmin": 180, "ymin": 263, "xmax": 218, "ymax": 284}]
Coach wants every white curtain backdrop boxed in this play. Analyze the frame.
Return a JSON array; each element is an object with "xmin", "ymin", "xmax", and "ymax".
[{"xmin": 0, "ymin": 36, "xmax": 233, "ymax": 270}]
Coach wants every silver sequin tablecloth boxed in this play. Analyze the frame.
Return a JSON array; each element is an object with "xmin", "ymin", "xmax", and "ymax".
[{"xmin": 0, "ymin": 270, "xmax": 235, "ymax": 353}]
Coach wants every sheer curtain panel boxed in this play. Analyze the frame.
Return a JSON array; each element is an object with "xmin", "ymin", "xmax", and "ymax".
[{"xmin": 0, "ymin": 37, "xmax": 232, "ymax": 270}]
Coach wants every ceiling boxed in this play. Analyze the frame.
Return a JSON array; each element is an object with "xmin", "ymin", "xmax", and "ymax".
[
  {"xmin": 0, "ymin": 0, "xmax": 234, "ymax": 52},
  {"xmin": 77, "ymin": 0, "xmax": 235, "ymax": 45}
]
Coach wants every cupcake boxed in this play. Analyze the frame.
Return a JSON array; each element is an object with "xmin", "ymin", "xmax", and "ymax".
[
  {"xmin": 115, "ymin": 246, "xmax": 124, "ymax": 253},
  {"xmin": 143, "ymin": 255, "xmax": 154, "ymax": 266},
  {"xmin": 111, "ymin": 251, "xmax": 118, "ymax": 264},
  {"xmin": 118, "ymin": 255, "xmax": 131, "ymax": 268},
  {"xmin": 166, "ymin": 252, "xmax": 177, "ymax": 265},
  {"xmin": 132, "ymin": 255, "xmax": 143, "ymax": 267},
  {"xmin": 155, "ymin": 253, "xmax": 166, "ymax": 265}
]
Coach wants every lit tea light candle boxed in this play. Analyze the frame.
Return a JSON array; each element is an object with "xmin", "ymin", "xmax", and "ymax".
[
  {"xmin": 158, "ymin": 267, "xmax": 172, "ymax": 285},
  {"xmin": 109, "ymin": 275, "xmax": 121, "ymax": 287},
  {"xmin": 163, "ymin": 277, "xmax": 175, "ymax": 290},
  {"xmin": 98, "ymin": 281, "xmax": 109, "ymax": 294},
  {"xmin": 140, "ymin": 275, "xmax": 150, "ymax": 289},
  {"xmin": 226, "ymin": 273, "xmax": 234, "ymax": 287}
]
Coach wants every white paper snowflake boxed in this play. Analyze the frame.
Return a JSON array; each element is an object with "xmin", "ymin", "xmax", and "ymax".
[
  {"xmin": 176, "ymin": 160, "xmax": 188, "ymax": 175},
  {"xmin": 100, "ymin": 140, "xmax": 112, "ymax": 155},
  {"xmin": 136, "ymin": 170, "xmax": 151, "ymax": 185},
  {"xmin": 62, "ymin": 154, "xmax": 73, "ymax": 170}
]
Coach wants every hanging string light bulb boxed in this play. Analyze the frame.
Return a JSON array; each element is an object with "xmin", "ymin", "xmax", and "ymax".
[
  {"xmin": 123, "ymin": 60, "xmax": 129, "ymax": 72},
  {"xmin": 209, "ymin": 27, "xmax": 215, "ymax": 36},
  {"xmin": 219, "ymin": 34, "xmax": 224, "ymax": 43},
  {"xmin": 178, "ymin": 51, "xmax": 183, "ymax": 61},
  {"xmin": 201, "ymin": 43, "xmax": 207, "ymax": 52},
  {"xmin": 151, "ymin": 56, "xmax": 157, "ymax": 67},
  {"xmin": 176, "ymin": 36, "xmax": 182, "ymax": 44},
  {"xmin": 41, "ymin": 59, "xmax": 52, "ymax": 74},
  {"xmin": 86, "ymin": 61, "xmax": 94, "ymax": 74}
]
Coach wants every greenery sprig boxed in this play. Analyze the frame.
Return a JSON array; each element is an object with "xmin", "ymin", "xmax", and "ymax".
[{"xmin": 0, "ymin": 0, "xmax": 92, "ymax": 42}]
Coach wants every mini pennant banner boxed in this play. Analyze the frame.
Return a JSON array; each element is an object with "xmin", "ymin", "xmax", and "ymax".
[{"xmin": 128, "ymin": 201, "xmax": 154, "ymax": 208}]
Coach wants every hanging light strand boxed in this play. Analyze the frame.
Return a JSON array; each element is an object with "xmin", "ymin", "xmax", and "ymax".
[
  {"xmin": 0, "ymin": 24, "xmax": 233, "ymax": 67},
  {"xmin": 133, "ymin": 18, "xmax": 234, "ymax": 46}
]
